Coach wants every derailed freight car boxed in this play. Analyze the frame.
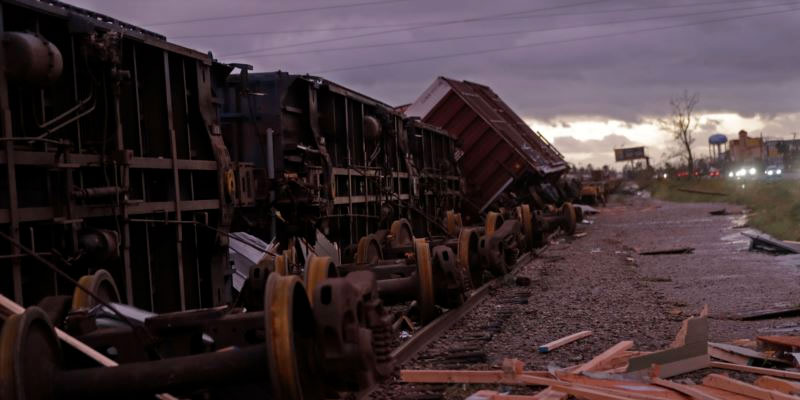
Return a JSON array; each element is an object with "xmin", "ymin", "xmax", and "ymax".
[
  {"xmin": 0, "ymin": 0, "xmax": 235, "ymax": 310},
  {"xmin": 219, "ymin": 70, "xmax": 462, "ymax": 258},
  {"xmin": 405, "ymin": 77, "xmax": 577, "ymax": 216}
]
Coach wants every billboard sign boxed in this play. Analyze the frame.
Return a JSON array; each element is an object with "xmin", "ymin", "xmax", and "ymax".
[{"xmin": 614, "ymin": 146, "xmax": 646, "ymax": 162}]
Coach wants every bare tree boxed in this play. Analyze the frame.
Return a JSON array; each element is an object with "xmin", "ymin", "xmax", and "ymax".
[{"xmin": 661, "ymin": 91, "xmax": 700, "ymax": 176}]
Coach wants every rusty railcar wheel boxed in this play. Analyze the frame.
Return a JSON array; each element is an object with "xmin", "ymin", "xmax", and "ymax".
[
  {"xmin": 274, "ymin": 247, "xmax": 296, "ymax": 276},
  {"xmin": 445, "ymin": 210, "xmax": 462, "ymax": 237},
  {"xmin": 304, "ymin": 256, "xmax": 338, "ymax": 303},
  {"xmin": 71, "ymin": 269, "xmax": 121, "ymax": 310},
  {"xmin": 561, "ymin": 202, "xmax": 577, "ymax": 235},
  {"xmin": 485, "ymin": 212, "xmax": 503, "ymax": 236},
  {"xmin": 264, "ymin": 274, "xmax": 323, "ymax": 400},
  {"xmin": 414, "ymin": 238, "xmax": 436, "ymax": 324},
  {"xmin": 356, "ymin": 234, "xmax": 383, "ymax": 264},
  {"xmin": 0, "ymin": 307, "xmax": 61, "ymax": 400},
  {"xmin": 389, "ymin": 219, "xmax": 414, "ymax": 248},
  {"xmin": 517, "ymin": 204, "xmax": 534, "ymax": 250},
  {"xmin": 457, "ymin": 227, "xmax": 482, "ymax": 289}
]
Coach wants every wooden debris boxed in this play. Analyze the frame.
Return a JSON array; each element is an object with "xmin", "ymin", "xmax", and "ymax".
[
  {"xmin": 639, "ymin": 247, "xmax": 695, "ymax": 256},
  {"xmin": 727, "ymin": 306, "xmax": 800, "ymax": 321},
  {"xmin": 707, "ymin": 345, "xmax": 751, "ymax": 365},
  {"xmin": 754, "ymin": 376, "xmax": 800, "ymax": 394},
  {"xmin": 530, "ymin": 389, "xmax": 566, "ymax": 400},
  {"xmin": 516, "ymin": 374, "xmax": 664, "ymax": 400},
  {"xmin": 758, "ymin": 335, "xmax": 800, "ymax": 350},
  {"xmin": 400, "ymin": 368, "xmax": 550, "ymax": 384},
  {"xmin": 538, "ymin": 330, "xmax": 593, "ymax": 353},
  {"xmin": 650, "ymin": 377, "xmax": 724, "ymax": 400},
  {"xmin": 0, "ymin": 293, "xmax": 117, "ymax": 367},
  {"xmin": 577, "ymin": 340, "xmax": 635, "ymax": 373},
  {"xmin": 702, "ymin": 373, "xmax": 797, "ymax": 400},
  {"xmin": 709, "ymin": 361, "xmax": 800, "ymax": 380},
  {"xmin": 627, "ymin": 312, "xmax": 709, "ymax": 378},
  {"xmin": 708, "ymin": 342, "xmax": 789, "ymax": 365}
]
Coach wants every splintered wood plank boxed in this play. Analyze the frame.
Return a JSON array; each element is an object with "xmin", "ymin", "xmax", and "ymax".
[
  {"xmin": 708, "ymin": 345, "xmax": 751, "ymax": 365},
  {"xmin": 651, "ymin": 377, "xmax": 725, "ymax": 400},
  {"xmin": 710, "ymin": 361, "xmax": 800, "ymax": 380},
  {"xmin": 538, "ymin": 330, "xmax": 593, "ymax": 353},
  {"xmin": 754, "ymin": 376, "xmax": 800, "ymax": 395},
  {"xmin": 556, "ymin": 374, "xmax": 688, "ymax": 400},
  {"xmin": 758, "ymin": 336, "xmax": 800, "ymax": 350},
  {"xmin": 468, "ymin": 391, "xmax": 541, "ymax": 400},
  {"xmin": 702, "ymin": 373, "xmax": 797, "ymax": 400},
  {"xmin": 400, "ymin": 369, "xmax": 550, "ymax": 384},
  {"xmin": 531, "ymin": 388, "xmax": 567, "ymax": 400},
  {"xmin": 694, "ymin": 385, "xmax": 759, "ymax": 400},
  {"xmin": 517, "ymin": 374, "xmax": 666, "ymax": 400},
  {"xmin": 709, "ymin": 342, "xmax": 789, "ymax": 365},
  {"xmin": 576, "ymin": 340, "xmax": 635, "ymax": 372}
]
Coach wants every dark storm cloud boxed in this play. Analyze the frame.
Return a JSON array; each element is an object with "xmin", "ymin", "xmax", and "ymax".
[{"xmin": 64, "ymin": 0, "xmax": 800, "ymax": 125}]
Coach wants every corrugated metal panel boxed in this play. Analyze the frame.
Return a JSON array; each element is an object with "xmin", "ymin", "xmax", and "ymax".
[
  {"xmin": 406, "ymin": 77, "xmax": 567, "ymax": 212},
  {"xmin": 442, "ymin": 78, "xmax": 566, "ymax": 171}
]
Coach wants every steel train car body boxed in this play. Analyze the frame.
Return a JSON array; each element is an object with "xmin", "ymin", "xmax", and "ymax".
[
  {"xmin": 220, "ymin": 70, "xmax": 462, "ymax": 258},
  {"xmin": 0, "ymin": 0, "xmax": 234, "ymax": 311}
]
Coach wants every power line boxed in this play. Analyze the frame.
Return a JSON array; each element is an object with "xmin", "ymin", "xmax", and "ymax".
[
  {"xmin": 312, "ymin": 5, "xmax": 800, "ymax": 74},
  {"xmin": 217, "ymin": 0, "xmax": 613, "ymax": 58},
  {"xmin": 170, "ymin": 0, "xmax": 768, "ymax": 40},
  {"xmin": 143, "ymin": 0, "xmax": 413, "ymax": 27},
  {"xmin": 230, "ymin": 1, "xmax": 799, "ymax": 60}
]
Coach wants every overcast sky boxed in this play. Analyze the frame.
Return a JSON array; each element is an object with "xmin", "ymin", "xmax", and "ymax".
[{"xmin": 65, "ymin": 0, "xmax": 800, "ymax": 167}]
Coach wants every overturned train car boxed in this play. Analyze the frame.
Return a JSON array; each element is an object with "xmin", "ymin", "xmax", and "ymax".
[
  {"xmin": 0, "ymin": 0, "xmax": 234, "ymax": 311},
  {"xmin": 219, "ymin": 70, "xmax": 462, "ymax": 258}
]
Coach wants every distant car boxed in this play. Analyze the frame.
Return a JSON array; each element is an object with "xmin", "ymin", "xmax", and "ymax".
[
  {"xmin": 708, "ymin": 168, "xmax": 720, "ymax": 178},
  {"xmin": 728, "ymin": 166, "xmax": 758, "ymax": 179},
  {"xmin": 764, "ymin": 165, "xmax": 783, "ymax": 177}
]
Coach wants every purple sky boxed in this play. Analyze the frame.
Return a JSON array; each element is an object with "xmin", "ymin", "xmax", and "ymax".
[{"xmin": 64, "ymin": 0, "xmax": 800, "ymax": 166}]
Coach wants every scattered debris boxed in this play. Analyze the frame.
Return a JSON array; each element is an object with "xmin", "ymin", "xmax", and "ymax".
[
  {"xmin": 572, "ymin": 232, "xmax": 588, "ymax": 238},
  {"xmin": 709, "ymin": 208, "xmax": 728, "ymax": 215},
  {"xmin": 677, "ymin": 188, "xmax": 728, "ymax": 196},
  {"xmin": 743, "ymin": 232, "xmax": 800, "ymax": 254},
  {"xmin": 401, "ymin": 306, "xmax": 800, "ymax": 399},
  {"xmin": 537, "ymin": 330, "xmax": 593, "ymax": 353},
  {"xmin": 639, "ymin": 247, "xmax": 695, "ymax": 255},
  {"xmin": 726, "ymin": 305, "xmax": 800, "ymax": 321}
]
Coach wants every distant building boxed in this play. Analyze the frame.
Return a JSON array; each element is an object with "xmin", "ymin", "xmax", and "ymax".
[
  {"xmin": 729, "ymin": 130, "xmax": 763, "ymax": 163},
  {"xmin": 764, "ymin": 138, "xmax": 800, "ymax": 167}
]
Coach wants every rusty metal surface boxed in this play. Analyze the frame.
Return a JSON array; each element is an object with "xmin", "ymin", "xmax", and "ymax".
[{"xmin": 406, "ymin": 77, "xmax": 568, "ymax": 213}]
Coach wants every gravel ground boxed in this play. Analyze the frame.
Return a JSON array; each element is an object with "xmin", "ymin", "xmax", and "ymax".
[{"xmin": 370, "ymin": 195, "xmax": 800, "ymax": 399}]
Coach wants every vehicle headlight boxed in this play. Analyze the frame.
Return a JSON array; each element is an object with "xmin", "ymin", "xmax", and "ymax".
[
  {"xmin": 728, "ymin": 171, "xmax": 734, "ymax": 177},
  {"xmin": 663, "ymin": 173, "xmax": 667, "ymax": 179},
  {"xmin": 749, "ymin": 167, "xmax": 756, "ymax": 175},
  {"xmin": 767, "ymin": 170, "xmax": 774, "ymax": 176},
  {"xmin": 777, "ymin": 169, "xmax": 782, "ymax": 175},
  {"xmin": 736, "ymin": 169, "xmax": 746, "ymax": 177}
]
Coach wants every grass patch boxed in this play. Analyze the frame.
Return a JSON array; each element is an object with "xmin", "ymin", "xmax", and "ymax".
[{"xmin": 648, "ymin": 179, "xmax": 800, "ymax": 241}]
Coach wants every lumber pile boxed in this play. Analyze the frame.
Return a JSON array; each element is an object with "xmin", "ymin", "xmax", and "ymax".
[{"xmin": 401, "ymin": 308, "xmax": 800, "ymax": 399}]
